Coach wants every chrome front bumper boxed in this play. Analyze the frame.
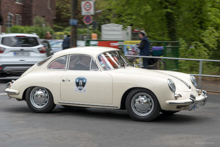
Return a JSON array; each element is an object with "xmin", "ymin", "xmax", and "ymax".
[{"xmin": 166, "ymin": 90, "xmax": 208, "ymax": 111}]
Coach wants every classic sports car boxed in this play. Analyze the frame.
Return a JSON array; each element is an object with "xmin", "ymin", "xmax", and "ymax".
[{"xmin": 5, "ymin": 47, "xmax": 208, "ymax": 121}]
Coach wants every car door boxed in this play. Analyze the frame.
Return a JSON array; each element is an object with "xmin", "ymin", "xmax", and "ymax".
[{"xmin": 60, "ymin": 54, "xmax": 113, "ymax": 105}]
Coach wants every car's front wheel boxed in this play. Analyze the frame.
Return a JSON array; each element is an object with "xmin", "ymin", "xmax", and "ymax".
[
  {"xmin": 126, "ymin": 89, "xmax": 161, "ymax": 121},
  {"xmin": 26, "ymin": 87, "xmax": 56, "ymax": 113}
]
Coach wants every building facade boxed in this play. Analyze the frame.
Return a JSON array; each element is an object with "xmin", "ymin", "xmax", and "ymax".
[{"xmin": 0, "ymin": 0, "xmax": 56, "ymax": 32}]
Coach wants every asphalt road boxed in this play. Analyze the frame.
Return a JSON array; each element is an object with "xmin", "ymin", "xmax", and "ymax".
[{"xmin": 0, "ymin": 79, "xmax": 219, "ymax": 147}]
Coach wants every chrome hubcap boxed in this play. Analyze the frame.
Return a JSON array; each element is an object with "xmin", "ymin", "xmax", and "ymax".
[
  {"xmin": 131, "ymin": 93, "xmax": 154, "ymax": 116},
  {"xmin": 30, "ymin": 87, "xmax": 49, "ymax": 109}
]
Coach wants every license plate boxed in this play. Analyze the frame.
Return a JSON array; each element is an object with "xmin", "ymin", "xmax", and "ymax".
[{"xmin": 14, "ymin": 52, "xmax": 30, "ymax": 56}]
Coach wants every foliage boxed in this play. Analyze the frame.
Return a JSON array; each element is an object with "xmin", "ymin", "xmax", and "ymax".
[
  {"xmin": 94, "ymin": 0, "xmax": 112, "ymax": 30},
  {"xmin": 8, "ymin": 26, "xmax": 54, "ymax": 39},
  {"xmin": 54, "ymin": 0, "xmax": 84, "ymax": 27},
  {"xmin": 54, "ymin": 27, "xmax": 101, "ymax": 39},
  {"xmin": 53, "ymin": 24, "xmax": 65, "ymax": 32},
  {"xmin": 34, "ymin": 16, "xmax": 50, "ymax": 27},
  {"xmin": 54, "ymin": 0, "xmax": 112, "ymax": 31},
  {"xmin": 110, "ymin": 0, "xmax": 220, "ymax": 73}
]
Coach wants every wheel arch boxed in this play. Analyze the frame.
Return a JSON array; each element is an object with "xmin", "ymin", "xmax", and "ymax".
[
  {"xmin": 22, "ymin": 86, "xmax": 34, "ymax": 100},
  {"xmin": 120, "ymin": 87, "xmax": 161, "ymax": 110},
  {"xmin": 22, "ymin": 86, "xmax": 53, "ymax": 100}
]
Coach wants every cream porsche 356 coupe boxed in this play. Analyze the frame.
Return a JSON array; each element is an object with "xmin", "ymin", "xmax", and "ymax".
[{"xmin": 5, "ymin": 47, "xmax": 208, "ymax": 121}]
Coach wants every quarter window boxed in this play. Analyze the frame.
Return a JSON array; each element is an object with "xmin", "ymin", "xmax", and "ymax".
[
  {"xmin": 37, "ymin": 56, "xmax": 53, "ymax": 66},
  {"xmin": 48, "ymin": 56, "xmax": 67, "ymax": 70}
]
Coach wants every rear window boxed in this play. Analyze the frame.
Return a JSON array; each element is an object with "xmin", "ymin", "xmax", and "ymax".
[{"xmin": 2, "ymin": 36, "xmax": 39, "ymax": 47}]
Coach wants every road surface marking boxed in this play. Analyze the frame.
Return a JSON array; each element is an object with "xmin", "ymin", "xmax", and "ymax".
[{"xmin": 0, "ymin": 93, "xmax": 7, "ymax": 96}]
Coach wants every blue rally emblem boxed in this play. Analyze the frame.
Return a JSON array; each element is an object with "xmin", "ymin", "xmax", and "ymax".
[{"xmin": 75, "ymin": 77, "xmax": 87, "ymax": 93}]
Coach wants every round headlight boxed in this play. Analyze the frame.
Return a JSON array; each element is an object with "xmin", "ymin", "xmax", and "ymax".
[
  {"xmin": 190, "ymin": 75, "xmax": 197, "ymax": 87},
  {"xmin": 167, "ymin": 79, "xmax": 176, "ymax": 93}
]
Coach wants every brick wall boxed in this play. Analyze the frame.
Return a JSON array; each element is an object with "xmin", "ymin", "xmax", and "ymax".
[
  {"xmin": 0, "ymin": 0, "xmax": 56, "ymax": 32},
  {"xmin": 1, "ymin": 0, "xmax": 23, "ymax": 32},
  {"xmin": 22, "ymin": 0, "xmax": 33, "ymax": 26},
  {"xmin": 32, "ymin": 0, "xmax": 56, "ymax": 27}
]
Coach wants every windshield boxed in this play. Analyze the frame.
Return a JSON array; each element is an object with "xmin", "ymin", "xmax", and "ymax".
[
  {"xmin": 98, "ymin": 51, "xmax": 132, "ymax": 70},
  {"xmin": 2, "ymin": 36, "xmax": 39, "ymax": 47}
]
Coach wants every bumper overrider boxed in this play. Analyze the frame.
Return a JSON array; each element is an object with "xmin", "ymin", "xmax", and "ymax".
[
  {"xmin": 166, "ymin": 90, "xmax": 208, "ymax": 111},
  {"xmin": 5, "ymin": 81, "xmax": 19, "ymax": 95}
]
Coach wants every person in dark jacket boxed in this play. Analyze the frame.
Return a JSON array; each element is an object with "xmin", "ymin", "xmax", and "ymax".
[
  {"xmin": 62, "ymin": 35, "xmax": 70, "ymax": 50},
  {"xmin": 138, "ymin": 31, "xmax": 150, "ymax": 69}
]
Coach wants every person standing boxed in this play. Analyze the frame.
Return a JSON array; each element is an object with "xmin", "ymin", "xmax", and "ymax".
[
  {"xmin": 138, "ymin": 31, "xmax": 150, "ymax": 69},
  {"xmin": 45, "ymin": 31, "xmax": 52, "ymax": 40},
  {"xmin": 62, "ymin": 35, "xmax": 70, "ymax": 50}
]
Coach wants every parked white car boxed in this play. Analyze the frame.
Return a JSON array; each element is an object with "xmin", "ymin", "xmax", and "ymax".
[
  {"xmin": 5, "ymin": 47, "xmax": 208, "ymax": 121},
  {"xmin": 0, "ymin": 33, "xmax": 46, "ymax": 77}
]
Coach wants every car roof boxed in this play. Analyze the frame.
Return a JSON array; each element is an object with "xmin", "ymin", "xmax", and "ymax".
[
  {"xmin": 0, "ymin": 33, "xmax": 39, "ymax": 37},
  {"xmin": 54, "ymin": 46, "xmax": 119, "ymax": 57}
]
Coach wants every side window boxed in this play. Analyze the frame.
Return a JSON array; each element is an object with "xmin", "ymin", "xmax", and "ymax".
[
  {"xmin": 48, "ymin": 56, "xmax": 67, "ymax": 70},
  {"xmin": 68, "ymin": 54, "xmax": 98, "ymax": 71}
]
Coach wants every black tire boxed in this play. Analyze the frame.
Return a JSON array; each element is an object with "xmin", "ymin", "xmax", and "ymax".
[
  {"xmin": 126, "ymin": 89, "xmax": 161, "ymax": 121},
  {"xmin": 161, "ymin": 110, "xmax": 179, "ymax": 115},
  {"xmin": 26, "ymin": 87, "xmax": 56, "ymax": 113}
]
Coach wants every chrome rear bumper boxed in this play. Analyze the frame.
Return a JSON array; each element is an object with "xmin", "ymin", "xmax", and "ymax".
[
  {"xmin": 5, "ymin": 88, "xmax": 19, "ymax": 95},
  {"xmin": 5, "ymin": 81, "xmax": 19, "ymax": 95}
]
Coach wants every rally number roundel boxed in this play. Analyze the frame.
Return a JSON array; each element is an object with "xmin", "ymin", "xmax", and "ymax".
[{"xmin": 75, "ymin": 77, "xmax": 87, "ymax": 93}]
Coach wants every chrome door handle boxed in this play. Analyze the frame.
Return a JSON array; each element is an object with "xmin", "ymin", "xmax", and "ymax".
[{"xmin": 62, "ymin": 79, "xmax": 70, "ymax": 82}]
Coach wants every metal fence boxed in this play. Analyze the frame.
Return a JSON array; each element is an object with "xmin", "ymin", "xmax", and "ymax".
[{"xmin": 125, "ymin": 55, "xmax": 220, "ymax": 92}]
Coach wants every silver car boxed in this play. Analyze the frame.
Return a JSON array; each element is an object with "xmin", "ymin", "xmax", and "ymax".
[{"xmin": 0, "ymin": 33, "xmax": 46, "ymax": 77}]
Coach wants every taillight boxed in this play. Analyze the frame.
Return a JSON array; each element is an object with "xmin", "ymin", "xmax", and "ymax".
[
  {"xmin": 38, "ymin": 47, "xmax": 46, "ymax": 53},
  {"xmin": 0, "ymin": 67, "xmax": 2, "ymax": 70},
  {"xmin": 0, "ymin": 47, "xmax": 5, "ymax": 53}
]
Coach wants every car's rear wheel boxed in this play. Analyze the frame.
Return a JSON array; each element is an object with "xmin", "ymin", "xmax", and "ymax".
[
  {"xmin": 126, "ymin": 89, "xmax": 161, "ymax": 121},
  {"xmin": 26, "ymin": 87, "xmax": 56, "ymax": 113}
]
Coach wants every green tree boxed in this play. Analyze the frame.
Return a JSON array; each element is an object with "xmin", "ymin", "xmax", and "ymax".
[
  {"xmin": 54, "ymin": 0, "xmax": 84, "ymax": 28},
  {"xmin": 110, "ymin": 0, "xmax": 220, "ymax": 73}
]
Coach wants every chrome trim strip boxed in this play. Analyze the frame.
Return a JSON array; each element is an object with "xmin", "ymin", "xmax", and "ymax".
[
  {"xmin": 168, "ymin": 101, "xmax": 193, "ymax": 105},
  {"xmin": 66, "ymin": 54, "xmax": 70, "ymax": 71},
  {"xmin": 58, "ymin": 101, "xmax": 118, "ymax": 108}
]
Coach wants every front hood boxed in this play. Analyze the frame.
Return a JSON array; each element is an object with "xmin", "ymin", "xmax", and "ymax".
[{"xmin": 108, "ymin": 67, "xmax": 193, "ymax": 91}]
